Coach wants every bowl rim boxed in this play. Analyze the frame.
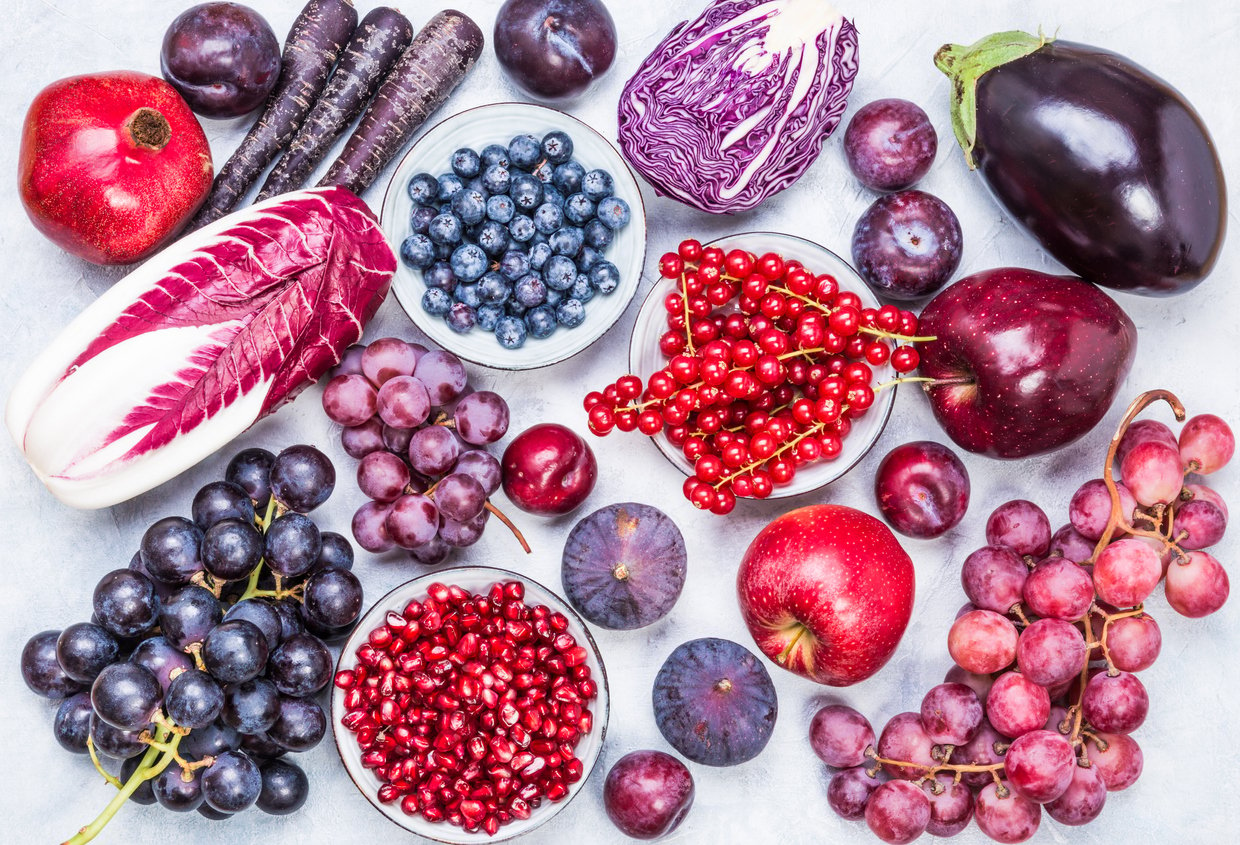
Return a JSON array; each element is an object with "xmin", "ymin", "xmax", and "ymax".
[
  {"xmin": 626, "ymin": 229, "xmax": 897, "ymax": 500},
  {"xmin": 379, "ymin": 101, "xmax": 648, "ymax": 373},
  {"xmin": 330, "ymin": 564, "xmax": 611, "ymax": 844}
]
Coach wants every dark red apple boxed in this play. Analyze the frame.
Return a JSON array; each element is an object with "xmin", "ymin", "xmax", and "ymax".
[
  {"xmin": 501, "ymin": 423, "xmax": 597, "ymax": 515},
  {"xmin": 736, "ymin": 505, "xmax": 915, "ymax": 686},
  {"xmin": 916, "ymin": 268, "xmax": 1137, "ymax": 459}
]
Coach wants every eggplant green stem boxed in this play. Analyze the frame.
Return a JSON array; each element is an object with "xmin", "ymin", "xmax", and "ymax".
[{"xmin": 934, "ymin": 29, "xmax": 1052, "ymax": 168}]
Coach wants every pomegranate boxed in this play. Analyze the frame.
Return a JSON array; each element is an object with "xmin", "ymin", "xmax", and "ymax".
[{"xmin": 18, "ymin": 71, "xmax": 213, "ymax": 265}]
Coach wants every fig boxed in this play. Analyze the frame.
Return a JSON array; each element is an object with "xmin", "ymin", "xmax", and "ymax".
[
  {"xmin": 561, "ymin": 503, "xmax": 687, "ymax": 630},
  {"xmin": 652, "ymin": 637, "xmax": 777, "ymax": 767}
]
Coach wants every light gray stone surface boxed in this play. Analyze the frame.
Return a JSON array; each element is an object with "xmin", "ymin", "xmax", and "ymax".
[{"xmin": 1, "ymin": 1, "xmax": 1237, "ymax": 843}]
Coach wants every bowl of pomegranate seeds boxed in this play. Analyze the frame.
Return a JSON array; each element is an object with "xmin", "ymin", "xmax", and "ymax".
[
  {"xmin": 616, "ymin": 231, "xmax": 918, "ymax": 510},
  {"xmin": 332, "ymin": 567, "xmax": 609, "ymax": 841}
]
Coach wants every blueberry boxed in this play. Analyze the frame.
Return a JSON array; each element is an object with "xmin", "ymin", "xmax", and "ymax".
[
  {"xmin": 596, "ymin": 196, "xmax": 632, "ymax": 229},
  {"xmin": 449, "ymin": 244, "xmax": 487, "ymax": 282},
  {"xmin": 508, "ymin": 134, "xmax": 541, "ymax": 170},
  {"xmin": 495, "ymin": 316, "xmax": 527, "ymax": 349},
  {"xmin": 528, "ymin": 242, "xmax": 553, "ymax": 272},
  {"xmin": 549, "ymin": 226, "xmax": 585, "ymax": 257},
  {"xmin": 543, "ymin": 255, "xmax": 578, "ymax": 291},
  {"xmin": 399, "ymin": 234, "xmax": 436, "ymax": 269},
  {"xmin": 424, "ymin": 261, "xmax": 456, "ymax": 291},
  {"xmin": 409, "ymin": 205, "xmax": 437, "ymax": 235},
  {"xmin": 486, "ymin": 194, "xmax": 515, "ymax": 224},
  {"xmin": 563, "ymin": 193, "xmax": 595, "ymax": 225},
  {"xmin": 437, "ymin": 173, "xmax": 464, "ymax": 203},
  {"xmin": 532, "ymin": 160, "xmax": 555, "ymax": 184},
  {"xmin": 498, "ymin": 250, "xmax": 530, "ymax": 281},
  {"xmin": 450, "ymin": 148, "xmax": 481, "ymax": 179},
  {"xmin": 576, "ymin": 245, "xmax": 604, "ymax": 272},
  {"xmin": 556, "ymin": 298, "xmax": 587, "ymax": 328},
  {"xmin": 464, "ymin": 220, "xmax": 486, "ymax": 243},
  {"xmin": 570, "ymin": 274, "xmax": 595, "ymax": 303},
  {"xmin": 541, "ymin": 131, "xmax": 574, "ymax": 164},
  {"xmin": 533, "ymin": 203, "xmax": 564, "ymax": 235},
  {"xmin": 454, "ymin": 283, "xmax": 482, "ymax": 308},
  {"xmin": 478, "ymin": 272, "xmax": 510, "ymax": 305},
  {"xmin": 505, "ymin": 300, "xmax": 528, "ymax": 318},
  {"xmin": 476, "ymin": 221, "xmax": 510, "ymax": 257},
  {"xmin": 480, "ymin": 144, "xmax": 509, "ymax": 169},
  {"xmin": 513, "ymin": 274, "xmax": 547, "ymax": 308},
  {"xmin": 509, "ymin": 215, "xmax": 536, "ymax": 243},
  {"xmin": 544, "ymin": 287, "xmax": 564, "ymax": 308},
  {"xmin": 450, "ymin": 189, "xmax": 487, "ymax": 225},
  {"xmin": 476, "ymin": 304, "xmax": 504, "ymax": 332},
  {"xmin": 529, "ymin": 231, "xmax": 549, "ymax": 247},
  {"xmin": 583, "ymin": 219, "xmax": 613, "ymax": 250},
  {"xmin": 553, "ymin": 161, "xmax": 585, "ymax": 194},
  {"xmin": 510, "ymin": 174, "xmax": 543, "ymax": 211},
  {"xmin": 465, "ymin": 177, "xmax": 488, "ymax": 197},
  {"xmin": 541, "ymin": 184, "xmax": 565, "ymax": 209},
  {"xmin": 406, "ymin": 172, "xmax": 440, "ymax": 206},
  {"xmin": 445, "ymin": 303, "xmax": 476, "ymax": 334},
  {"xmin": 589, "ymin": 260, "xmax": 621, "ymax": 294},
  {"xmin": 427, "ymin": 213, "xmax": 462, "ymax": 246},
  {"xmin": 435, "ymin": 242, "xmax": 454, "ymax": 260},
  {"xmin": 421, "ymin": 288, "xmax": 451, "ymax": 315},
  {"xmin": 481, "ymin": 164, "xmax": 511, "ymax": 196},
  {"xmin": 582, "ymin": 169, "xmax": 614, "ymax": 202},
  {"xmin": 525, "ymin": 306, "xmax": 557, "ymax": 339}
]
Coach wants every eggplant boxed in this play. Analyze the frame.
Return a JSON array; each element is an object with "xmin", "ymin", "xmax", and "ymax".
[{"xmin": 936, "ymin": 31, "xmax": 1226, "ymax": 296}]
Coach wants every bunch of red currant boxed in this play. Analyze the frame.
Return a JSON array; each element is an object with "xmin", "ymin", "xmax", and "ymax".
[{"xmin": 584, "ymin": 238, "xmax": 926, "ymax": 514}]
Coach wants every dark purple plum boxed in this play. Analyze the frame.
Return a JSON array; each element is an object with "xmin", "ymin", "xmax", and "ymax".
[
  {"xmin": 603, "ymin": 750, "xmax": 694, "ymax": 839},
  {"xmin": 257, "ymin": 759, "xmax": 309, "ymax": 815},
  {"xmin": 53, "ymin": 692, "xmax": 95, "ymax": 753},
  {"xmin": 652, "ymin": 638, "xmax": 777, "ymax": 767},
  {"xmin": 20, "ymin": 630, "xmax": 83, "ymax": 699},
  {"xmin": 844, "ymin": 98, "xmax": 937, "ymax": 191},
  {"xmin": 494, "ymin": 0, "xmax": 617, "ymax": 101},
  {"xmin": 160, "ymin": 2, "xmax": 281, "ymax": 119},
  {"xmin": 874, "ymin": 441, "xmax": 970, "ymax": 538},
  {"xmin": 852, "ymin": 190, "xmax": 962, "ymax": 301},
  {"xmin": 828, "ymin": 767, "xmax": 880, "ymax": 820},
  {"xmin": 562, "ymin": 503, "xmax": 687, "ymax": 630}
]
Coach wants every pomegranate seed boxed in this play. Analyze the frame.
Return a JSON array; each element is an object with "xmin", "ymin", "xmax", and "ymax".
[
  {"xmin": 361, "ymin": 750, "xmax": 386, "ymax": 769},
  {"xmin": 401, "ymin": 794, "xmax": 419, "ymax": 815},
  {"xmin": 427, "ymin": 583, "xmax": 451, "ymax": 604},
  {"xmin": 433, "ymin": 732, "xmax": 459, "ymax": 752},
  {"xmin": 421, "ymin": 611, "xmax": 442, "ymax": 632},
  {"xmin": 539, "ymin": 718, "xmax": 558, "ymax": 739},
  {"xmin": 562, "ymin": 645, "xmax": 588, "ymax": 667},
  {"xmin": 577, "ymin": 678, "xmax": 598, "ymax": 699},
  {"xmin": 544, "ymin": 656, "xmax": 567, "ymax": 675},
  {"xmin": 546, "ymin": 782, "xmax": 569, "ymax": 802},
  {"xmin": 490, "ymin": 736, "xmax": 515, "ymax": 762},
  {"xmin": 510, "ymin": 725, "xmax": 531, "ymax": 748},
  {"xmin": 549, "ymin": 613, "xmax": 569, "ymax": 632},
  {"xmin": 545, "ymin": 752, "xmax": 563, "ymax": 769},
  {"xmin": 503, "ymin": 602, "xmax": 524, "ymax": 621},
  {"xmin": 565, "ymin": 758, "xmax": 584, "ymax": 782},
  {"xmin": 504, "ymin": 581, "xmax": 525, "ymax": 601},
  {"xmin": 552, "ymin": 633, "xmax": 576, "ymax": 652},
  {"xmin": 448, "ymin": 585, "xmax": 471, "ymax": 605},
  {"xmin": 466, "ymin": 736, "xmax": 487, "ymax": 760},
  {"xmin": 484, "ymin": 815, "xmax": 500, "ymax": 835},
  {"xmin": 422, "ymin": 805, "xmax": 444, "ymax": 823},
  {"xmin": 377, "ymin": 655, "xmax": 395, "ymax": 673},
  {"xmin": 530, "ymin": 738, "xmax": 555, "ymax": 755},
  {"xmin": 509, "ymin": 797, "xmax": 532, "ymax": 820},
  {"xmin": 517, "ymin": 781, "xmax": 540, "ymax": 802},
  {"xmin": 494, "ymin": 776, "xmax": 513, "ymax": 797},
  {"xmin": 334, "ymin": 670, "xmax": 356, "ymax": 689},
  {"xmin": 511, "ymin": 751, "xmax": 535, "ymax": 771},
  {"xmin": 558, "ymin": 741, "xmax": 576, "ymax": 760},
  {"xmin": 344, "ymin": 688, "xmax": 364, "ymax": 710},
  {"xmin": 578, "ymin": 710, "xmax": 593, "ymax": 734},
  {"xmin": 340, "ymin": 710, "xmax": 369, "ymax": 731}
]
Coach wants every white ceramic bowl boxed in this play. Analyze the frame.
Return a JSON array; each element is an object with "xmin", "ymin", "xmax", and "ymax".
[
  {"xmin": 628, "ymin": 231, "xmax": 897, "ymax": 499},
  {"xmin": 332, "ymin": 566, "xmax": 610, "ymax": 843},
  {"xmin": 380, "ymin": 103, "xmax": 647, "ymax": 370}
]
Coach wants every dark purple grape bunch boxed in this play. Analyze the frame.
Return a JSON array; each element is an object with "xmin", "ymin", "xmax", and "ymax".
[
  {"xmin": 323, "ymin": 337, "xmax": 524, "ymax": 566},
  {"xmin": 20, "ymin": 444, "xmax": 361, "ymax": 838},
  {"xmin": 808, "ymin": 395, "xmax": 1233, "ymax": 844}
]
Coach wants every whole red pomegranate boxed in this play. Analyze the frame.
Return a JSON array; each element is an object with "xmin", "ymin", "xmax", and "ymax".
[
  {"xmin": 18, "ymin": 71, "xmax": 213, "ymax": 265},
  {"xmin": 737, "ymin": 504, "xmax": 915, "ymax": 686}
]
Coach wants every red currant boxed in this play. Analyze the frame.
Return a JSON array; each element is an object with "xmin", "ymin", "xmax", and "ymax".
[
  {"xmin": 759, "ymin": 292, "xmax": 786, "ymax": 319},
  {"xmin": 898, "ymin": 310, "xmax": 919, "ymax": 337},
  {"xmin": 821, "ymin": 332, "xmax": 846, "ymax": 354},
  {"xmin": 814, "ymin": 274, "xmax": 839, "ymax": 302},
  {"xmin": 796, "ymin": 437, "xmax": 822, "ymax": 461},
  {"xmin": 683, "ymin": 436, "xmax": 708, "ymax": 461},
  {"xmin": 689, "ymin": 483, "xmax": 716, "ymax": 510},
  {"xmin": 757, "ymin": 329, "xmax": 789, "ymax": 356},
  {"xmin": 876, "ymin": 304, "xmax": 901, "ymax": 332},
  {"xmin": 678, "ymin": 238, "xmax": 703, "ymax": 262},
  {"xmin": 723, "ymin": 313, "xmax": 748, "ymax": 339},
  {"xmin": 847, "ymin": 384, "xmax": 875, "ymax": 411},
  {"xmin": 725, "ymin": 249, "xmax": 755, "ymax": 278},
  {"xmin": 769, "ymin": 457, "xmax": 796, "ymax": 485},
  {"xmin": 583, "ymin": 391, "xmax": 605, "ymax": 410},
  {"xmin": 815, "ymin": 397, "xmax": 842, "ymax": 423},
  {"xmin": 701, "ymin": 246, "xmax": 725, "ymax": 268},
  {"xmin": 706, "ymin": 283, "xmax": 734, "ymax": 307},
  {"xmin": 843, "ymin": 362, "xmax": 872, "ymax": 384},
  {"xmin": 758, "ymin": 252, "xmax": 785, "ymax": 281},
  {"xmin": 836, "ymin": 291, "xmax": 862, "ymax": 311},
  {"xmin": 791, "ymin": 399, "xmax": 816, "ymax": 426},
  {"xmin": 666, "ymin": 424, "xmax": 689, "ymax": 446},
  {"xmin": 697, "ymin": 408, "xmax": 724, "ymax": 433},
  {"xmin": 710, "ymin": 487, "xmax": 737, "ymax": 516},
  {"xmin": 659, "ymin": 252, "xmax": 685, "ymax": 278},
  {"xmin": 647, "ymin": 371, "xmax": 676, "ymax": 399},
  {"xmin": 784, "ymin": 267, "xmax": 812, "ymax": 295},
  {"xmin": 721, "ymin": 443, "xmax": 749, "ymax": 468},
  {"xmin": 615, "ymin": 374, "xmax": 643, "ymax": 401},
  {"xmin": 828, "ymin": 306, "xmax": 860, "ymax": 336},
  {"xmin": 820, "ymin": 432, "xmax": 843, "ymax": 459},
  {"xmin": 669, "ymin": 355, "xmax": 699, "ymax": 384},
  {"xmin": 844, "ymin": 336, "xmax": 867, "ymax": 359},
  {"xmin": 730, "ymin": 339, "xmax": 759, "ymax": 368},
  {"xmin": 660, "ymin": 330, "xmax": 686, "ymax": 357},
  {"xmin": 695, "ymin": 454, "xmax": 724, "ymax": 482},
  {"xmin": 587, "ymin": 405, "xmax": 614, "ymax": 434},
  {"xmin": 859, "ymin": 308, "xmax": 879, "ymax": 329},
  {"xmin": 891, "ymin": 346, "xmax": 920, "ymax": 373},
  {"xmin": 864, "ymin": 342, "xmax": 890, "ymax": 367},
  {"xmin": 754, "ymin": 354, "xmax": 785, "ymax": 386},
  {"xmin": 663, "ymin": 291, "xmax": 684, "ymax": 314},
  {"xmin": 663, "ymin": 403, "xmax": 690, "ymax": 425},
  {"xmin": 690, "ymin": 319, "xmax": 719, "ymax": 345},
  {"xmin": 730, "ymin": 475, "xmax": 754, "ymax": 498},
  {"xmin": 615, "ymin": 409, "xmax": 638, "ymax": 432},
  {"xmin": 637, "ymin": 409, "xmax": 663, "ymax": 435},
  {"xmin": 697, "ymin": 263, "xmax": 721, "ymax": 287},
  {"xmin": 724, "ymin": 370, "xmax": 758, "ymax": 399}
]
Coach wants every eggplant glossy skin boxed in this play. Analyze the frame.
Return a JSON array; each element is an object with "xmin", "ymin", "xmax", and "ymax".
[{"xmin": 973, "ymin": 41, "xmax": 1225, "ymax": 296}]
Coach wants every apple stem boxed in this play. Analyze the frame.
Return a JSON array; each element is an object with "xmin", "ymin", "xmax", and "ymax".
[
  {"xmin": 484, "ymin": 500, "xmax": 531, "ymax": 554},
  {"xmin": 776, "ymin": 624, "xmax": 809, "ymax": 666}
]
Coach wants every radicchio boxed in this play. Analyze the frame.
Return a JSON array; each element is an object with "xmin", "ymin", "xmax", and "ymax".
[
  {"xmin": 617, "ymin": 0, "xmax": 859, "ymax": 214},
  {"xmin": 6, "ymin": 186, "xmax": 395, "ymax": 509}
]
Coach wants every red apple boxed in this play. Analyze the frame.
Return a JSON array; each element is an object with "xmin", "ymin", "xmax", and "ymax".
[
  {"xmin": 19, "ymin": 71, "xmax": 213, "ymax": 265},
  {"xmin": 501, "ymin": 423, "xmax": 597, "ymax": 515},
  {"xmin": 737, "ymin": 504, "xmax": 915, "ymax": 686},
  {"xmin": 915, "ymin": 267, "xmax": 1137, "ymax": 459}
]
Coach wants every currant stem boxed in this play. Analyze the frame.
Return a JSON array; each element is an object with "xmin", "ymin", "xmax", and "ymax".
[
  {"xmin": 713, "ymin": 421, "xmax": 827, "ymax": 490},
  {"xmin": 679, "ymin": 271, "xmax": 697, "ymax": 356}
]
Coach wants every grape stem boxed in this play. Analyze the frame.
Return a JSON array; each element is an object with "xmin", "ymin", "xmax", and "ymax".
[
  {"xmin": 484, "ymin": 500, "xmax": 531, "ymax": 554},
  {"xmin": 85, "ymin": 737, "xmax": 122, "ymax": 789},
  {"xmin": 863, "ymin": 744, "xmax": 1006, "ymax": 785},
  {"xmin": 64, "ymin": 726, "xmax": 183, "ymax": 845},
  {"xmin": 238, "ymin": 497, "xmax": 291, "ymax": 603}
]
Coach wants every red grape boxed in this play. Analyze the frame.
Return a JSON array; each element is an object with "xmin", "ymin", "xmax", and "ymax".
[
  {"xmin": 876, "ymin": 712, "xmax": 935, "ymax": 781},
  {"xmin": 1115, "ymin": 418, "xmax": 1178, "ymax": 468},
  {"xmin": 960, "ymin": 546, "xmax": 1028, "ymax": 614},
  {"xmin": 948, "ymin": 610, "xmax": 1017, "ymax": 675},
  {"xmin": 1087, "ymin": 732, "xmax": 1143, "ymax": 791},
  {"xmin": 321, "ymin": 374, "xmax": 378, "ymax": 426},
  {"xmin": 923, "ymin": 774, "xmax": 973, "ymax": 836},
  {"xmin": 341, "ymin": 418, "xmax": 385, "ymax": 459},
  {"xmin": 827, "ymin": 767, "xmax": 879, "ymax": 820},
  {"xmin": 986, "ymin": 500, "xmax": 1051, "ymax": 558},
  {"xmin": 1046, "ymin": 762, "xmax": 1107, "ymax": 825},
  {"xmin": 953, "ymin": 720, "xmax": 1006, "ymax": 790},
  {"xmin": 1016, "ymin": 619, "xmax": 1087, "ymax": 687},
  {"xmin": 356, "ymin": 451, "xmax": 410, "ymax": 503},
  {"xmin": 376, "ymin": 375, "xmax": 431, "ymax": 429},
  {"xmin": 1165, "ymin": 551, "xmax": 1230, "ymax": 618},
  {"xmin": 943, "ymin": 664, "xmax": 995, "ymax": 702},
  {"xmin": 1172, "ymin": 498, "xmax": 1227, "ymax": 549},
  {"xmin": 1048, "ymin": 523, "xmax": 1096, "ymax": 564},
  {"xmin": 974, "ymin": 781, "xmax": 1041, "ymax": 843},
  {"xmin": 1105, "ymin": 614, "xmax": 1161, "ymax": 672},
  {"xmin": 986, "ymin": 672, "xmax": 1050, "ymax": 739},
  {"xmin": 1092, "ymin": 538, "xmax": 1162, "ymax": 607},
  {"xmin": 919, "ymin": 683, "xmax": 982, "ymax": 745},
  {"xmin": 1004, "ymin": 729, "xmax": 1075, "ymax": 803},
  {"xmin": 1184, "ymin": 482, "xmax": 1228, "ymax": 520},
  {"xmin": 385, "ymin": 494, "xmax": 439, "ymax": 549},
  {"xmin": 809, "ymin": 704, "xmax": 876, "ymax": 769},
  {"xmin": 1120, "ymin": 440, "xmax": 1183, "ymax": 506},
  {"xmin": 361, "ymin": 337, "xmax": 420, "ymax": 385},
  {"xmin": 1178, "ymin": 413, "xmax": 1235, "ymax": 474},
  {"xmin": 864, "ymin": 780, "xmax": 930, "ymax": 845},
  {"xmin": 1068, "ymin": 478, "xmax": 1137, "ymax": 541},
  {"xmin": 1022, "ymin": 558, "xmax": 1094, "ymax": 621},
  {"xmin": 1081, "ymin": 671, "xmax": 1148, "ymax": 734}
]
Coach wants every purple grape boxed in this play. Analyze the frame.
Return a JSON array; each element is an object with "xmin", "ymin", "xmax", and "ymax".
[
  {"xmin": 56, "ymin": 622, "xmax": 119, "ymax": 683},
  {"xmin": 140, "ymin": 516, "xmax": 205, "ymax": 585},
  {"xmin": 269, "ymin": 445, "xmax": 335, "ymax": 513},
  {"xmin": 844, "ymin": 98, "xmax": 937, "ymax": 191},
  {"xmin": 351, "ymin": 501, "xmax": 395, "ymax": 553},
  {"xmin": 356, "ymin": 451, "xmax": 411, "ymax": 503},
  {"xmin": 221, "ymin": 678, "xmax": 280, "ymax": 734},
  {"xmin": 381, "ymin": 423, "xmax": 415, "ymax": 455},
  {"xmin": 91, "ymin": 663, "xmax": 163, "ymax": 731},
  {"xmin": 54, "ymin": 692, "xmax": 95, "ymax": 753},
  {"xmin": 90, "ymin": 715, "xmax": 148, "ymax": 759},
  {"xmin": 20, "ymin": 630, "xmax": 82, "ymax": 699},
  {"xmin": 264, "ymin": 513, "xmax": 322, "ymax": 578},
  {"xmin": 302, "ymin": 567, "xmax": 363, "ymax": 629},
  {"xmin": 408, "ymin": 535, "xmax": 452, "ymax": 566},
  {"xmin": 332, "ymin": 344, "xmax": 366, "ymax": 378},
  {"xmin": 919, "ymin": 682, "xmax": 983, "ymax": 745},
  {"xmin": 408, "ymin": 425, "xmax": 460, "ymax": 476},
  {"xmin": 828, "ymin": 767, "xmax": 879, "ymax": 821},
  {"xmin": 202, "ymin": 620, "xmax": 269, "ymax": 684},
  {"xmin": 191, "ymin": 480, "xmax": 256, "ymax": 529},
  {"xmin": 267, "ymin": 633, "xmax": 332, "ymax": 698},
  {"xmin": 434, "ymin": 473, "xmax": 487, "ymax": 521},
  {"xmin": 202, "ymin": 518, "xmax": 264, "ymax": 581},
  {"xmin": 413, "ymin": 349, "xmax": 467, "ymax": 405},
  {"xmin": 267, "ymin": 696, "xmax": 326, "ymax": 752},
  {"xmin": 341, "ymin": 418, "xmax": 385, "ymax": 459},
  {"xmin": 153, "ymin": 763, "xmax": 205, "ymax": 811},
  {"xmin": 852, "ymin": 190, "xmax": 962, "ymax": 301},
  {"xmin": 202, "ymin": 750, "xmax": 262, "ymax": 813},
  {"xmin": 224, "ymin": 600, "xmax": 282, "ymax": 651},
  {"xmin": 226, "ymin": 448, "xmax": 275, "ymax": 509},
  {"xmin": 386, "ymin": 494, "xmax": 440, "ymax": 549},
  {"xmin": 453, "ymin": 450, "xmax": 502, "ymax": 495},
  {"xmin": 130, "ymin": 636, "xmax": 194, "ymax": 694},
  {"xmin": 160, "ymin": 2, "xmax": 280, "ymax": 118},
  {"xmin": 376, "ymin": 375, "xmax": 431, "ymax": 428},
  {"xmin": 809, "ymin": 704, "xmax": 875, "ymax": 768},
  {"xmin": 454, "ymin": 391, "xmax": 510, "ymax": 445},
  {"xmin": 159, "ymin": 585, "xmax": 223, "ymax": 650},
  {"xmin": 166, "ymin": 669, "xmax": 225, "ymax": 729},
  {"xmin": 257, "ymin": 759, "xmax": 309, "ymax": 815}
]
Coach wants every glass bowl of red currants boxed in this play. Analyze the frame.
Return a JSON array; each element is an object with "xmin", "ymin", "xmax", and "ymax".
[
  {"xmin": 331, "ymin": 566, "xmax": 609, "ymax": 843},
  {"xmin": 624, "ymin": 231, "xmax": 919, "ymax": 506}
]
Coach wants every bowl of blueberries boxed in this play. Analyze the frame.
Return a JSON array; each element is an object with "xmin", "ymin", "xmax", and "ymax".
[{"xmin": 381, "ymin": 102, "xmax": 647, "ymax": 370}]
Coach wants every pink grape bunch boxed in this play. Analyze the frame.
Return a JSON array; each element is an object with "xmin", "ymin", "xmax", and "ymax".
[
  {"xmin": 321, "ymin": 338, "xmax": 521, "ymax": 566},
  {"xmin": 810, "ymin": 392, "xmax": 1233, "ymax": 844}
]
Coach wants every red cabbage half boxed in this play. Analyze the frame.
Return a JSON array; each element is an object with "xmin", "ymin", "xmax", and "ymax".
[{"xmin": 618, "ymin": 0, "xmax": 859, "ymax": 214}]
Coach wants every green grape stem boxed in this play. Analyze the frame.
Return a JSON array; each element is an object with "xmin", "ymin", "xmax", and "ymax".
[{"xmin": 64, "ymin": 726, "xmax": 183, "ymax": 845}]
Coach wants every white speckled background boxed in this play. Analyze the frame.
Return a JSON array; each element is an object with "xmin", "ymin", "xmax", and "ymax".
[{"xmin": 1, "ymin": 1, "xmax": 1237, "ymax": 843}]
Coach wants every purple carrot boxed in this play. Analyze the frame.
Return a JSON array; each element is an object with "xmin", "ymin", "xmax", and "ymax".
[
  {"xmin": 191, "ymin": 0, "xmax": 358, "ymax": 228},
  {"xmin": 256, "ymin": 7, "xmax": 414, "ymax": 202},
  {"xmin": 319, "ymin": 10, "xmax": 484, "ymax": 196}
]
